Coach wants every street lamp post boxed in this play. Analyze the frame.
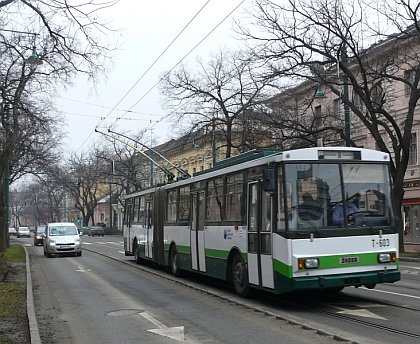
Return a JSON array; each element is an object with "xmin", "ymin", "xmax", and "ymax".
[
  {"xmin": 341, "ymin": 48, "xmax": 351, "ymax": 147},
  {"xmin": 1, "ymin": 30, "xmax": 42, "ymax": 245}
]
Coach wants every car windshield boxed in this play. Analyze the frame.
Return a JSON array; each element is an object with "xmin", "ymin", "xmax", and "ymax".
[
  {"xmin": 49, "ymin": 226, "xmax": 78, "ymax": 236},
  {"xmin": 37, "ymin": 227, "xmax": 46, "ymax": 233}
]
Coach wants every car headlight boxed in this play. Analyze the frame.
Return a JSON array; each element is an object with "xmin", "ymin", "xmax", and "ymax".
[
  {"xmin": 378, "ymin": 252, "xmax": 392, "ymax": 263},
  {"xmin": 298, "ymin": 257, "xmax": 319, "ymax": 269}
]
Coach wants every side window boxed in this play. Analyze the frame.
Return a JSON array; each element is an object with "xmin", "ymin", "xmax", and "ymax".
[
  {"xmin": 123, "ymin": 200, "xmax": 132, "ymax": 226},
  {"xmin": 178, "ymin": 186, "xmax": 190, "ymax": 222},
  {"xmin": 133, "ymin": 197, "xmax": 140, "ymax": 223},
  {"xmin": 146, "ymin": 196, "xmax": 153, "ymax": 228},
  {"xmin": 207, "ymin": 178, "xmax": 224, "ymax": 222},
  {"xmin": 226, "ymin": 173, "xmax": 243, "ymax": 221},
  {"xmin": 166, "ymin": 190, "xmax": 177, "ymax": 223},
  {"xmin": 138, "ymin": 196, "xmax": 145, "ymax": 226}
]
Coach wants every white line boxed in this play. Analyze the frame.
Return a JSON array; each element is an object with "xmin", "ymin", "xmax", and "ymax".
[
  {"xmin": 361, "ymin": 287, "xmax": 420, "ymax": 299},
  {"xmin": 140, "ymin": 312, "xmax": 166, "ymax": 329}
]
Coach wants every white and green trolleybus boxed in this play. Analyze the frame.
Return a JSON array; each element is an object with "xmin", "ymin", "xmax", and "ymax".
[{"xmin": 123, "ymin": 147, "xmax": 400, "ymax": 297}]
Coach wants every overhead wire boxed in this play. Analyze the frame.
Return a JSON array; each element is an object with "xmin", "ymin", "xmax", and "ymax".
[
  {"xmin": 121, "ymin": 0, "xmax": 246, "ymax": 134},
  {"xmin": 75, "ymin": 0, "xmax": 211, "ymax": 151},
  {"xmin": 75, "ymin": 0, "xmax": 245, "ymax": 152}
]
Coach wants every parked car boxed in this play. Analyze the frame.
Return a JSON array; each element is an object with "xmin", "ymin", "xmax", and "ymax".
[
  {"xmin": 33, "ymin": 225, "xmax": 46, "ymax": 246},
  {"xmin": 44, "ymin": 222, "xmax": 82, "ymax": 257},
  {"xmin": 17, "ymin": 226, "xmax": 31, "ymax": 238},
  {"xmin": 88, "ymin": 226, "xmax": 105, "ymax": 236},
  {"xmin": 79, "ymin": 226, "xmax": 90, "ymax": 236},
  {"xmin": 8, "ymin": 227, "xmax": 16, "ymax": 236}
]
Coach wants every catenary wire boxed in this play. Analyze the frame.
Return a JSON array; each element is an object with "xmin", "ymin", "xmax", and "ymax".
[{"xmin": 75, "ymin": 1, "xmax": 244, "ymax": 152}]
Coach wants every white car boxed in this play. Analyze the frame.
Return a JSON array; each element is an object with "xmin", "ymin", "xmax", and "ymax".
[
  {"xmin": 43, "ymin": 222, "xmax": 82, "ymax": 258},
  {"xmin": 17, "ymin": 227, "xmax": 31, "ymax": 238}
]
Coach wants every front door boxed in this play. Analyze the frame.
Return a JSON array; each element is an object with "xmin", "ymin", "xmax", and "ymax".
[
  {"xmin": 247, "ymin": 181, "xmax": 274, "ymax": 288},
  {"xmin": 191, "ymin": 191, "xmax": 206, "ymax": 272}
]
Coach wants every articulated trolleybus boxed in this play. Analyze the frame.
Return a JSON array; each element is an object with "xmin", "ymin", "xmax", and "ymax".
[{"xmin": 123, "ymin": 147, "xmax": 400, "ymax": 297}]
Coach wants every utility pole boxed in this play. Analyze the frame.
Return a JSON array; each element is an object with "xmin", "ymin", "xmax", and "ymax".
[
  {"xmin": 342, "ymin": 47, "xmax": 350, "ymax": 147},
  {"xmin": 109, "ymin": 161, "xmax": 113, "ymax": 230}
]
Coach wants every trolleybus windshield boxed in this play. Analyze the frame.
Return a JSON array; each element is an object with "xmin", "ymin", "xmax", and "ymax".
[{"xmin": 280, "ymin": 162, "xmax": 394, "ymax": 231}]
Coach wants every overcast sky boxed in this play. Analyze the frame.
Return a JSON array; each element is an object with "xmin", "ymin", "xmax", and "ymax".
[{"xmin": 56, "ymin": 0, "xmax": 248, "ymax": 155}]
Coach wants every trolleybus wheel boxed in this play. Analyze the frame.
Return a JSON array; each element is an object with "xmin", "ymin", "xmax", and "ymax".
[
  {"xmin": 232, "ymin": 254, "xmax": 249, "ymax": 297},
  {"xmin": 133, "ymin": 242, "xmax": 141, "ymax": 264},
  {"xmin": 170, "ymin": 246, "xmax": 182, "ymax": 277}
]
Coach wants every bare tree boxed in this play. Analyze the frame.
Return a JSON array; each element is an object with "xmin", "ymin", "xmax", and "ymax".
[
  {"xmin": 61, "ymin": 151, "xmax": 111, "ymax": 227},
  {"xmin": 93, "ymin": 130, "xmax": 154, "ymax": 202},
  {"xmin": 237, "ymin": 0, "xmax": 420, "ymax": 251},
  {"xmin": 0, "ymin": 1, "xmax": 119, "ymax": 250},
  {"xmin": 159, "ymin": 48, "xmax": 278, "ymax": 159}
]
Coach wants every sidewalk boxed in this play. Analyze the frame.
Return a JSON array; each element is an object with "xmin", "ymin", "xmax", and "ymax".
[{"xmin": 404, "ymin": 243, "xmax": 420, "ymax": 254}]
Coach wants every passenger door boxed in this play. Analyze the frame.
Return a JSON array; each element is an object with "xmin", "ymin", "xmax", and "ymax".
[
  {"xmin": 191, "ymin": 191, "xmax": 206, "ymax": 272},
  {"xmin": 247, "ymin": 181, "xmax": 274, "ymax": 288}
]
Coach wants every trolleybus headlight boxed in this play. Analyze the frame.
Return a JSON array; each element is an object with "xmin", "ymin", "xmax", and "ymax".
[
  {"xmin": 298, "ymin": 257, "xmax": 319, "ymax": 269},
  {"xmin": 378, "ymin": 253, "xmax": 391, "ymax": 263}
]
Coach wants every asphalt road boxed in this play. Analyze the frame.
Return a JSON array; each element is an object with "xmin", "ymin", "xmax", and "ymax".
[
  {"xmin": 18, "ymin": 234, "xmax": 420, "ymax": 344},
  {"xmin": 24, "ymin": 236, "xmax": 344, "ymax": 344}
]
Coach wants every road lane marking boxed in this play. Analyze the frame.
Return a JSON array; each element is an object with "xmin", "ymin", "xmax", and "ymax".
[
  {"xmin": 140, "ymin": 311, "xmax": 184, "ymax": 341},
  {"xmin": 75, "ymin": 266, "xmax": 92, "ymax": 273},
  {"xmin": 328, "ymin": 303, "xmax": 387, "ymax": 320},
  {"xmin": 360, "ymin": 286, "xmax": 420, "ymax": 299}
]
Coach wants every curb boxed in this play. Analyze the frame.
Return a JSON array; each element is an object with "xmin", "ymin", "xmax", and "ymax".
[{"xmin": 24, "ymin": 246, "xmax": 41, "ymax": 344}]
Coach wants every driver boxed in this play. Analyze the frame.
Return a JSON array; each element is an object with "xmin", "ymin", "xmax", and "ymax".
[{"xmin": 332, "ymin": 202, "xmax": 359, "ymax": 225}]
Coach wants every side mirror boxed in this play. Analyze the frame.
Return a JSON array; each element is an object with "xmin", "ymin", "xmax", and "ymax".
[{"xmin": 263, "ymin": 168, "xmax": 275, "ymax": 192}]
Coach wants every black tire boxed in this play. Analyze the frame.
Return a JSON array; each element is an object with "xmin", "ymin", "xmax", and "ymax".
[
  {"xmin": 77, "ymin": 251, "xmax": 82, "ymax": 257},
  {"xmin": 43, "ymin": 248, "xmax": 46, "ymax": 256},
  {"xmin": 133, "ymin": 242, "xmax": 141, "ymax": 264},
  {"xmin": 170, "ymin": 246, "xmax": 182, "ymax": 277},
  {"xmin": 232, "ymin": 254, "xmax": 250, "ymax": 297}
]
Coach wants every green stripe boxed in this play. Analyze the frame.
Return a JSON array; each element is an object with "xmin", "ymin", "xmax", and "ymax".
[
  {"xmin": 273, "ymin": 259, "xmax": 293, "ymax": 278},
  {"xmin": 205, "ymin": 248, "xmax": 229, "ymax": 259},
  {"xmin": 164, "ymin": 243, "xmax": 191, "ymax": 255}
]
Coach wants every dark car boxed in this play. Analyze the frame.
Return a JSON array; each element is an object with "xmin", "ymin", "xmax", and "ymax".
[
  {"xmin": 34, "ymin": 225, "xmax": 46, "ymax": 246},
  {"xmin": 88, "ymin": 226, "xmax": 104, "ymax": 236},
  {"xmin": 79, "ymin": 226, "xmax": 90, "ymax": 236}
]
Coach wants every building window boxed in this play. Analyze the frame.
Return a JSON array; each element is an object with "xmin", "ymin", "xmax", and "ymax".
[
  {"xmin": 293, "ymin": 103, "xmax": 298, "ymax": 122},
  {"xmin": 409, "ymin": 132, "xmax": 417, "ymax": 165},
  {"xmin": 353, "ymin": 93, "xmax": 364, "ymax": 114},
  {"xmin": 301, "ymin": 112, "xmax": 307, "ymax": 126},
  {"xmin": 405, "ymin": 69, "xmax": 416, "ymax": 96},
  {"xmin": 371, "ymin": 81, "xmax": 384, "ymax": 106},
  {"xmin": 334, "ymin": 99, "xmax": 342, "ymax": 119}
]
